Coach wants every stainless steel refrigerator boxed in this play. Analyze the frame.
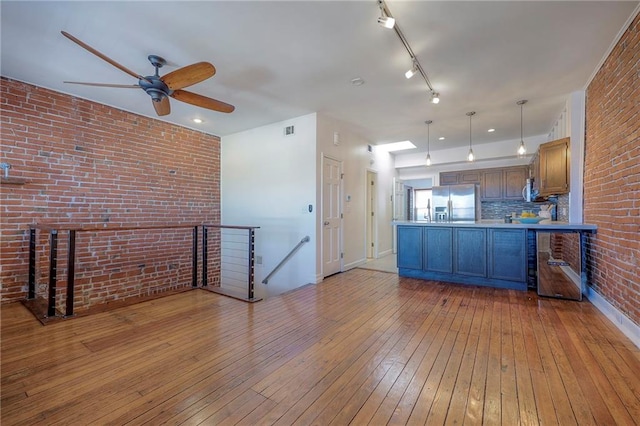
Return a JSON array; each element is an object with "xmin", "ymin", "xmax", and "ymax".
[{"xmin": 431, "ymin": 184, "xmax": 480, "ymax": 221}]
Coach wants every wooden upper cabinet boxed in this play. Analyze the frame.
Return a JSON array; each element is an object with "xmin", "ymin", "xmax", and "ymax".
[
  {"xmin": 481, "ymin": 169, "xmax": 503, "ymax": 200},
  {"xmin": 459, "ymin": 171, "xmax": 481, "ymax": 184},
  {"xmin": 504, "ymin": 167, "xmax": 528, "ymax": 199},
  {"xmin": 440, "ymin": 172, "xmax": 459, "ymax": 185},
  {"xmin": 539, "ymin": 137, "xmax": 570, "ymax": 196},
  {"xmin": 442, "ymin": 166, "xmax": 528, "ymax": 201}
]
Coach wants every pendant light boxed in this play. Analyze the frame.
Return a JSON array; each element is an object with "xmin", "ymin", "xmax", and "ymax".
[
  {"xmin": 425, "ymin": 120, "xmax": 432, "ymax": 166},
  {"xmin": 466, "ymin": 111, "xmax": 476, "ymax": 162},
  {"xmin": 517, "ymin": 99, "xmax": 528, "ymax": 157}
]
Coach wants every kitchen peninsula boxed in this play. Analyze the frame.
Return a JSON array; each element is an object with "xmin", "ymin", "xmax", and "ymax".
[{"xmin": 395, "ymin": 220, "xmax": 596, "ymax": 292}]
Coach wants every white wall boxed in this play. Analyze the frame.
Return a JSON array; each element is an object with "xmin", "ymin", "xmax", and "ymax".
[{"xmin": 221, "ymin": 113, "xmax": 317, "ymax": 298}]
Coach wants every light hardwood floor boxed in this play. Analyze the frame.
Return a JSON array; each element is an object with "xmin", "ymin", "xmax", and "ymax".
[{"xmin": 1, "ymin": 268, "xmax": 639, "ymax": 425}]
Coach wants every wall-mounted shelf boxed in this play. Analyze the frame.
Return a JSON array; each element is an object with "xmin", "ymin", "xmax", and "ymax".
[{"xmin": 1, "ymin": 177, "xmax": 29, "ymax": 185}]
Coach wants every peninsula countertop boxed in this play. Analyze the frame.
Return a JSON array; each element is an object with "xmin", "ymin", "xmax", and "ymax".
[{"xmin": 393, "ymin": 220, "xmax": 597, "ymax": 231}]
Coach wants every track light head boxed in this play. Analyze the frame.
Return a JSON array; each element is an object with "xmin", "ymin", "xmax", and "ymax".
[
  {"xmin": 405, "ymin": 66, "xmax": 417, "ymax": 79},
  {"xmin": 430, "ymin": 91, "xmax": 440, "ymax": 104},
  {"xmin": 377, "ymin": 16, "xmax": 395, "ymax": 29}
]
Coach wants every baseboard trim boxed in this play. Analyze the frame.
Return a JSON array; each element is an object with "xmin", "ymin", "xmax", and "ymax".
[
  {"xmin": 586, "ymin": 287, "xmax": 640, "ymax": 349},
  {"xmin": 378, "ymin": 249, "xmax": 393, "ymax": 258},
  {"xmin": 344, "ymin": 259, "xmax": 367, "ymax": 271}
]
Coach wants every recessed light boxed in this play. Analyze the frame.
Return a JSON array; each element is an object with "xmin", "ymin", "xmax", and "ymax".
[
  {"xmin": 439, "ymin": 137, "xmax": 445, "ymax": 140},
  {"xmin": 488, "ymin": 128, "xmax": 495, "ymax": 132},
  {"xmin": 193, "ymin": 118, "xmax": 203, "ymax": 124},
  {"xmin": 350, "ymin": 77, "xmax": 365, "ymax": 86}
]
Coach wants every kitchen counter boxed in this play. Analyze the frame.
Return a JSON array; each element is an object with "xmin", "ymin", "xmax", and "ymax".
[
  {"xmin": 394, "ymin": 219, "xmax": 597, "ymax": 231},
  {"xmin": 395, "ymin": 221, "xmax": 596, "ymax": 291}
]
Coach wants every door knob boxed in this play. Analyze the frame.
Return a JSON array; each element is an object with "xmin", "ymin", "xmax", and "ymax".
[{"xmin": 324, "ymin": 221, "xmax": 330, "ymax": 226}]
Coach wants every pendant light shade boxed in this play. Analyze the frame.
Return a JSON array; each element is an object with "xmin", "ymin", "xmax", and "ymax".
[
  {"xmin": 466, "ymin": 111, "xmax": 476, "ymax": 162},
  {"xmin": 425, "ymin": 120, "xmax": 432, "ymax": 166},
  {"xmin": 517, "ymin": 100, "xmax": 528, "ymax": 157}
]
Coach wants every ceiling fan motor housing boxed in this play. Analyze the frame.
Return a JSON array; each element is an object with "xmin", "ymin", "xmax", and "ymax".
[{"xmin": 139, "ymin": 76, "xmax": 172, "ymax": 102}]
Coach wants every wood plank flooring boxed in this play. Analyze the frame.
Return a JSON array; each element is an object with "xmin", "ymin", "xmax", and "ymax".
[{"xmin": 1, "ymin": 268, "xmax": 639, "ymax": 425}]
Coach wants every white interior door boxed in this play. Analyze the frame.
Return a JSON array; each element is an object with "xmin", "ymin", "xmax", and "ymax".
[
  {"xmin": 322, "ymin": 156, "xmax": 342, "ymax": 277},
  {"xmin": 366, "ymin": 170, "xmax": 377, "ymax": 259},
  {"xmin": 392, "ymin": 178, "xmax": 405, "ymax": 254}
]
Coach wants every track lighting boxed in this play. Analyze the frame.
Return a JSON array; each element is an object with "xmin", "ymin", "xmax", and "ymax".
[
  {"xmin": 466, "ymin": 111, "xmax": 476, "ymax": 162},
  {"xmin": 425, "ymin": 120, "xmax": 432, "ymax": 166},
  {"xmin": 377, "ymin": 0, "xmax": 439, "ymax": 104},
  {"xmin": 517, "ymin": 99, "xmax": 528, "ymax": 157},
  {"xmin": 378, "ymin": 16, "xmax": 395, "ymax": 29}
]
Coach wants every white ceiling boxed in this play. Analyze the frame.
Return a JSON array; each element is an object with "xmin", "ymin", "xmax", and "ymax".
[{"xmin": 1, "ymin": 1, "xmax": 637, "ymax": 159}]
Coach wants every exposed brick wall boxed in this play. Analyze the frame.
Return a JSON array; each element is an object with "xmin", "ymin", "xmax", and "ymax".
[
  {"xmin": 584, "ymin": 13, "xmax": 640, "ymax": 326},
  {"xmin": 1, "ymin": 78, "xmax": 221, "ymax": 311}
]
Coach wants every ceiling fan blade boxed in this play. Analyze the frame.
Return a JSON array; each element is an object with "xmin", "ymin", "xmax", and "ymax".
[
  {"xmin": 61, "ymin": 31, "xmax": 149, "ymax": 82},
  {"xmin": 152, "ymin": 96, "xmax": 171, "ymax": 116},
  {"xmin": 64, "ymin": 81, "xmax": 140, "ymax": 88},
  {"xmin": 171, "ymin": 89, "xmax": 234, "ymax": 113},
  {"xmin": 161, "ymin": 62, "xmax": 216, "ymax": 90}
]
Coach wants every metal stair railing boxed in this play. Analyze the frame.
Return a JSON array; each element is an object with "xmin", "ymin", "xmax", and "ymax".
[{"xmin": 262, "ymin": 236, "xmax": 310, "ymax": 285}]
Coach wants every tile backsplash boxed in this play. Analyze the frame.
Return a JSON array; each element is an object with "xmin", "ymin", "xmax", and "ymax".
[{"xmin": 481, "ymin": 200, "xmax": 540, "ymax": 219}]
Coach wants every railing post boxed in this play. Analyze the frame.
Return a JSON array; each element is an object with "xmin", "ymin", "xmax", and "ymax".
[
  {"xmin": 47, "ymin": 230, "xmax": 58, "ymax": 317},
  {"xmin": 192, "ymin": 226, "xmax": 198, "ymax": 288},
  {"xmin": 28, "ymin": 228, "xmax": 36, "ymax": 299},
  {"xmin": 65, "ymin": 230, "xmax": 76, "ymax": 317},
  {"xmin": 202, "ymin": 225, "xmax": 208, "ymax": 287},
  {"xmin": 248, "ymin": 228, "xmax": 256, "ymax": 300}
]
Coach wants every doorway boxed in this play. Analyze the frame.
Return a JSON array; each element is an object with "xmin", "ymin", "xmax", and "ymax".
[{"xmin": 322, "ymin": 155, "xmax": 343, "ymax": 277}]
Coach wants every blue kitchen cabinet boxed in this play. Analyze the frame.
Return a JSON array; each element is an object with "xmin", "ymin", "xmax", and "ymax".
[
  {"xmin": 397, "ymin": 226, "xmax": 423, "ymax": 270},
  {"xmin": 488, "ymin": 229, "xmax": 526, "ymax": 282},
  {"xmin": 454, "ymin": 228, "xmax": 487, "ymax": 277},
  {"xmin": 424, "ymin": 227, "xmax": 453, "ymax": 273}
]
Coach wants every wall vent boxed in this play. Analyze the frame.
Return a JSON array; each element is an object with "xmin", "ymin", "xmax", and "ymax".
[{"xmin": 284, "ymin": 125, "xmax": 295, "ymax": 136}]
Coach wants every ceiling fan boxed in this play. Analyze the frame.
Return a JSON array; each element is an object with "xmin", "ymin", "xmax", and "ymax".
[{"xmin": 60, "ymin": 31, "xmax": 234, "ymax": 116}]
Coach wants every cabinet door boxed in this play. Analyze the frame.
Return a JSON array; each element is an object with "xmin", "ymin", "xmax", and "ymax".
[
  {"xmin": 488, "ymin": 229, "xmax": 526, "ymax": 282},
  {"xmin": 397, "ymin": 226, "xmax": 423, "ymax": 270},
  {"xmin": 481, "ymin": 169, "xmax": 503, "ymax": 200},
  {"xmin": 539, "ymin": 137, "xmax": 569, "ymax": 195},
  {"xmin": 440, "ymin": 172, "xmax": 459, "ymax": 185},
  {"xmin": 459, "ymin": 171, "xmax": 481, "ymax": 184},
  {"xmin": 425, "ymin": 227, "xmax": 453, "ymax": 273},
  {"xmin": 504, "ymin": 167, "xmax": 528, "ymax": 199},
  {"xmin": 454, "ymin": 228, "xmax": 486, "ymax": 277}
]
